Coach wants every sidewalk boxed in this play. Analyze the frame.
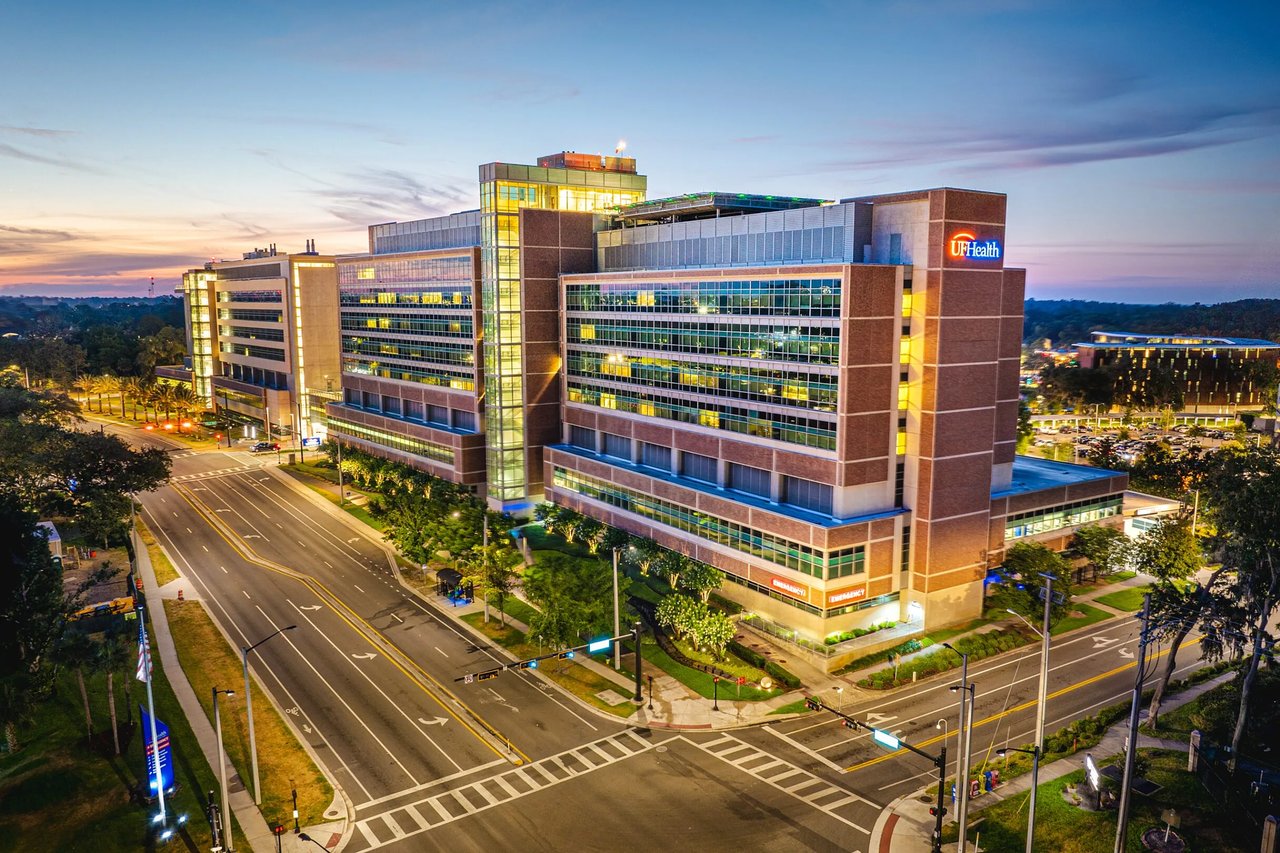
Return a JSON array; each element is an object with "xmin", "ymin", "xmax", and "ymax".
[{"xmin": 873, "ymin": 670, "xmax": 1235, "ymax": 852}]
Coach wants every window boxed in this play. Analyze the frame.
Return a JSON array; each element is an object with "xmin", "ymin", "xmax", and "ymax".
[
  {"xmin": 640, "ymin": 442, "xmax": 671, "ymax": 471},
  {"xmin": 382, "ymin": 396, "xmax": 401, "ymax": 416},
  {"xmin": 727, "ymin": 462, "xmax": 771, "ymax": 499},
  {"xmin": 452, "ymin": 410, "xmax": 476, "ymax": 431},
  {"xmin": 427, "ymin": 405, "xmax": 449, "ymax": 426},
  {"xmin": 680, "ymin": 451, "xmax": 718, "ymax": 484},
  {"xmin": 569, "ymin": 425, "xmax": 596, "ymax": 451},
  {"xmin": 889, "ymin": 233, "xmax": 903, "ymax": 264},
  {"xmin": 404, "ymin": 400, "xmax": 424, "ymax": 422},
  {"xmin": 602, "ymin": 432, "xmax": 631, "ymax": 461},
  {"xmin": 362, "ymin": 391, "xmax": 379, "ymax": 411},
  {"xmin": 781, "ymin": 476, "xmax": 833, "ymax": 515},
  {"xmin": 344, "ymin": 388, "xmax": 360, "ymax": 406}
]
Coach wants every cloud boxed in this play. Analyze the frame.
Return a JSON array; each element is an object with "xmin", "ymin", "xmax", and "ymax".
[
  {"xmin": 816, "ymin": 95, "xmax": 1280, "ymax": 175},
  {"xmin": 0, "ymin": 125, "xmax": 74, "ymax": 138},
  {"xmin": 0, "ymin": 224, "xmax": 76, "ymax": 254},
  {"xmin": 310, "ymin": 170, "xmax": 473, "ymax": 227},
  {"xmin": 0, "ymin": 143, "xmax": 100, "ymax": 173},
  {"xmin": 0, "ymin": 250, "xmax": 200, "ymax": 279}
]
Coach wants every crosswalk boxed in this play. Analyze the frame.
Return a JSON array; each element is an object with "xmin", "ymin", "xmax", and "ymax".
[
  {"xmin": 694, "ymin": 733, "xmax": 874, "ymax": 835},
  {"xmin": 353, "ymin": 729, "xmax": 655, "ymax": 849},
  {"xmin": 171, "ymin": 466, "xmax": 260, "ymax": 482}
]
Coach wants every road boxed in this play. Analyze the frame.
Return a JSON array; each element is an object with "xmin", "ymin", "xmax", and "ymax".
[{"xmin": 104, "ymin": 420, "xmax": 1210, "ymax": 852}]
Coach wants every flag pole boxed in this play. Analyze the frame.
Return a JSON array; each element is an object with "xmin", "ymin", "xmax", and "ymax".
[{"xmin": 139, "ymin": 604, "xmax": 167, "ymax": 824}]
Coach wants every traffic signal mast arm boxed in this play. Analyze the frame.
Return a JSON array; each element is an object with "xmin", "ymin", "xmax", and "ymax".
[
  {"xmin": 802, "ymin": 696, "xmax": 940, "ymax": 765},
  {"xmin": 453, "ymin": 630, "xmax": 634, "ymax": 683}
]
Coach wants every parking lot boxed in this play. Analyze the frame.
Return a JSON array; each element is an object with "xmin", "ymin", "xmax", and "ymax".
[{"xmin": 1029, "ymin": 420, "xmax": 1245, "ymax": 464}]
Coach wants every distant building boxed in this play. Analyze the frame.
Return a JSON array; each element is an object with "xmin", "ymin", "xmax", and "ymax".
[
  {"xmin": 1075, "ymin": 331, "xmax": 1280, "ymax": 414},
  {"xmin": 180, "ymin": 244, "xmax": 339, "ymax": 442}
]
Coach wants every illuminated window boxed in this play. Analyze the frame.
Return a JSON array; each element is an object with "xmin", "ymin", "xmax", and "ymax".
[{"xmin": 699, "ymin": 410, "xmax": 720, "ymax": 428}]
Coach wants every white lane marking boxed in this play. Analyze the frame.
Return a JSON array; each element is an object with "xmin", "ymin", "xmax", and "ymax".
[
  {"xmin": 354, "ymin": 584, "xmax": 364, "ymax": 593},
  {"xmin": 289, "ymin": 600, "xmax": 461, "ymax": 774},
  {"xmin": 242, "ymin": 590, "xmax": 251, "ymax": 600},
  {"xmin": 390, "ymin": 613, "xmax": 403, "ymax": 623},
  {"xmin": 220, "ymin": 566, "xmax": 228, "ymax": 574},
  {"xmin": 763, "ymin": 726, "xmax": 845, "ymax": 772},
  {"xmin": 324, "ymin": 561, "xmax": 333, "ymax": 568},
  {"xmin": 434, "ymin": 647, "xmax": 449, "ymax": 658}
]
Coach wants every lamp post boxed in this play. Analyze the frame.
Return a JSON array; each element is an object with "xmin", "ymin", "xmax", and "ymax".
[
  {"xmin": 1005, "ymin": 573, "xmax": 1054, "ymax": 853},
  {"xmin": 998, "ymin": 746, "xmax": 1041, "ymax": 853},
  {"xmin": 242, "ymin": 626, "xmax": 297, "ymax": 805},
  {"xmin": 213, "ymin": 687, "xmax": 236, "ymax": 853},
  {"xmin": 611, "ymin": 546, "xmax": 622, "ymax": 670},
  {"xmin": 943, "ymin": 642, "xmax": 973, "ymax": 852},
  {"xmin": 335, "ymin": 439, "xmax": 345, "ymax": 506}
]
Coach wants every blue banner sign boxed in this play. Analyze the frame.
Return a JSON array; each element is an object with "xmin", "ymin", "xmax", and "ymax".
[{"xmin": 140, "ymin": 706, "xmax": 175, "ymax": 794}]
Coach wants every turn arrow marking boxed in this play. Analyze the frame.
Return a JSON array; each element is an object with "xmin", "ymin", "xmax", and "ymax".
[
  {"xmin": 351, "ymin": 652, "xmax": 377, "ymax": 660},
  {"xmin": 417, "ymin": 717, "xmax": 448, "ymax": 727},
  {"xmin": 1119, "ymin": 647, "xmax": 1134, "ymax": 659},
  {"xmin": 299, "ymin": 605, "xmax": 323, "ymax": 611},
  {"xmin": 1092, "ymin": 636, "xmax": 1118, "ymax": 648}
]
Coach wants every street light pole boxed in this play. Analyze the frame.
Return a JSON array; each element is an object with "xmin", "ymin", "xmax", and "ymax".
[
  {"xmin": 242, "ymin": 626, "xmax": 297, "ymax": 805},
  {"xmin": 1115, "ymin": 594, "xmax": 1153, "ymax": 853},
  {"xmin": 335, "ymin": 439, "xmax": 345, "ymax": 505},
  {"xmin": 213, "ymin": 687, "xmax": 236, "ymax": 853},
  {"xmin": 612, "ymin": 547, "xmax": 621, "ymax": 670},
  {"xmin": 943, "ymin": 642, "xmax": 973, "ymax": 852}
]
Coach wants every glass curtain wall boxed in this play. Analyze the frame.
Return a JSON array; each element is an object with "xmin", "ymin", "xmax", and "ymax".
[
  {"xmin": 478, "ymin": 163, "xmax": 645, "ymax": 504},
  {"xmin": 183, "ymin": 271, "xmax": 216, "ymax": 407}
]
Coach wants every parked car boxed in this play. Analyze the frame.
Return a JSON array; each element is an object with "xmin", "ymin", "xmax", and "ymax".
[{"xmin": 250, "ymin": 441, "xmax": 279, "ymax": 453}]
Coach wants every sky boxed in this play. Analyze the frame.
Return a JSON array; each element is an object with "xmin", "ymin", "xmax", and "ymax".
[{"xmin": 0, "ymin": 0, "xmax": 1277, "ymax": 303}]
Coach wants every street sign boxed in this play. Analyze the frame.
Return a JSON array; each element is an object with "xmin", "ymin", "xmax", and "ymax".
[
  {"xmin": 301, "ymin": 437, "xmax": 321, "ymax": 449},
  {"xmin": 140, "ymin": 706, "xmax": 175, "ymax": 794},
  {"xmin": 476, "ymin": 668, "xmax": 501, "ymax": 681},
  {"xmin": 872, "ymin": 729, "xmax": 900, "ymax": 751},
  {"xmin": 587, "ymin": 638, "xmax": 612, "ymax": 654}
]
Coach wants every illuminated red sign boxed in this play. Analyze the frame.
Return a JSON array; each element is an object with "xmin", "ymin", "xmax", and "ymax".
[
  {"xmin": 825, "ymin": 586, "xmax": 868, "ymax": 607},
  {"xmin": 947, "ymin": 231, "xmax": 1002, "ymax": 261}
]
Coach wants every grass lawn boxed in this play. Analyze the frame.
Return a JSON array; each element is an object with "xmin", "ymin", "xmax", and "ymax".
[
  {"xmin": 164, "ymin": 600, "xmax": 333, "ymax": 829},
  {"xmin": 769, "ymin": 698, "xmax": 816, "ymax": 716},
  {"xmin": 280, "ymin": 467, "xmax": 386, "ymax": 532},
  {"xmin": 0, "ymin": 615, "xmax": 247, "ymax": 852},
  {"xmin": 954, "ymin": 749, "xmax": 1247, "ymax": 852},
  {"xmin": 491, "ymin": 595, "xmax": 540, "ymax": 626},
  {"xmin": 928, "ymin": 619, "xmax": 989, "ymax": 645},
  {"xmin": 638, "ymin": 639, "xmax": 779, "ymax": 701},
  {"xmin": 136, "ymin": 517, "xmax": 179, "ymax": 586},
  {"xmin": 459, "ymin": 616, "xmax": 638, "ymax": 718},
  {"xmin": 283, "ymin": 461, "xmax": 340, "ymax": 484},
  {"xmin": 1094, "ymin": 586, "xmax": 1151, "ymax": 612},
  {"xmin": 1051, "ymin": 602, "xmax": 1113, "ymax": 636},
  {"xmin": 522, "ymin": 525, "xmax": 594, "ymax": 559}
]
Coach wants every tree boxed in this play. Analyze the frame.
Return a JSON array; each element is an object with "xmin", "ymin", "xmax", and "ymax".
[
  {"xmin": 1201, "ymin": 444, "xmax": 1280, "ymax": 768},
  {"xmin": 171, "ymin": 385, "xmax": 197, "ymax": 426},
  {"xmin": 57, "ymin": 631, "xmax": 97, "ymax": 740},
  {"xmin": 97, "ymin": 628, "xmax": 131, "ymax": 755},
  {"xmin": 1016, "ymin": 399, "xmax": 1034, "ymax": 453},
  {"xmin": 657, "ymin": 550, "xmax": 689, "ymax": 590},
  {"xmin": 679, "ymin": 560, "xmax": 723, "ymax": 603},
  {"xmin": 152, "ymin": 384, "xmax": 175, "ymax": 421},
  {"xmin": 135, "ymin": 327, "xmax": 187, "ymax": 376},
  {"xmin": 462, "ymin": 541, "xmax": 522, "ymax": 625},
  {"xmin": 655, "ymin": 594, "xmax": 700, "ymax": 641},
  {"xmin": 1072, "ymin": 524, "xmax": 1130, "ymax": 579},
  {"xmin": 524, "ymin": 552, "xmax": 621, "ymax": 641},
  {"xmin": 1134, "ymin": 517, "xmax": 1221, "ymax": 728},
  {"xmin": 988, "ymin": 542, "xmax": 1073, "ymax": 624},
  {"xmin": 626, "ymin": 538, "xmax": 664, "ymax": 575},
  {"xmin": 0, "ymin": 496, "xmax": 69, "ymax": 751},
  {"xmin": 690, "ymin": 610, "xmax": 735, "ymax": 659}
]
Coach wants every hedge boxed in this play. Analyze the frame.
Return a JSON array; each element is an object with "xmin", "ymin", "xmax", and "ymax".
[
  {"xmin": 856, "ymin": 627, "xmax": 1031, "ymax": 689},
  {"xmin": 728, "ymin": 640, "xmax": 802, "ymax": 689}
]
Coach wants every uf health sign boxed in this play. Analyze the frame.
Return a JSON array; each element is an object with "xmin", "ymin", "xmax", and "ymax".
[
  {"xmin": 947, "ymin": 231, "xmax": 1002, "ymax": 261},
  {"xmin": 140, "ymin": 706, "xmax": 175, "ymax": 795}
]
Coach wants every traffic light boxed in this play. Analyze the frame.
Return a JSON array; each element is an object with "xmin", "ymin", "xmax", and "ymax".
[
  {"xmin": 929, "ymin": 806, "xmax": 947, "ymax": 817},
  {"xmin": 557, "ymin": 650, "xmax": 576, "ymax": 659},
  {"xmin": 842, "ymin": 719, "xmax": 857, "ymax": 730},
  {"xmin": 804, "ymin": 696, "xmax": 821, "ymax": 712},
  {"xmin": 517, "ymin": 659, "xmax": 538, "ymax": 670}
]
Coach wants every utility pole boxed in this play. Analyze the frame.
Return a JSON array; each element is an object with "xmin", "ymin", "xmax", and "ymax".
[
  {"xmin": 612, "ymin": 547, "xmax": 622, "ymax": 670},
  {"xmin": 335, "ymin": 439, "xmax": 345, "ymax": 505},
  {"xmin": 213, "ymin": 688, "xmax": 236, "ymax": 852},
  {"xmin": 1115, "ymin": 594, "xmax": 1152, "ymax": 853},
  {"xmin": 943, "ymin": 644, "xmax": 973, "ymax": 851}
]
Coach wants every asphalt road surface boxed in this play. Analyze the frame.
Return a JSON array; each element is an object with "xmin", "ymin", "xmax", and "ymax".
[{"xmin": 102, "ymin": 420, "xmax": 1209, "ymax": 852}]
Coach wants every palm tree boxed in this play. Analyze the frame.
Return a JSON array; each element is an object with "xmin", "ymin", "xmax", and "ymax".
[
  {"xmin": 153, "ymin": 384, "xmax": 176, "ymax": 423},
  {"xmin": 57, "ymin": 632, "xmax": 97, "ymax": 740},
  {"xmin": 99, "ymin": 375, "xmax": 121, "ymax": 417},
  {"xmin": 121, "ymin": 378, "xmax": 141, "ymax": 420},
  {"xmin": 171, "ymin": 385, "xmax": 197, "ymax": 429},
  {"xmin": 97, "ymin": 630, "xmax": 130, "ymax": 755}
]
